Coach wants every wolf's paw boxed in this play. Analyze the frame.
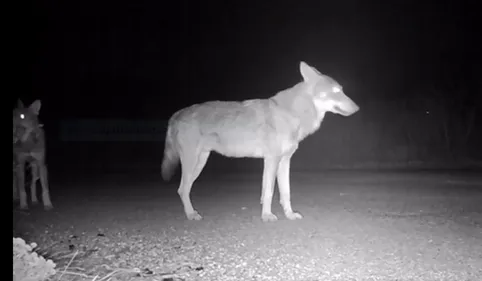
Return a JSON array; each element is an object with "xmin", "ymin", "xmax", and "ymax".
[
  {"xmin": 44, "ymin": 204, "xmax": 54, "ymax": 211},
  {"xmin": 19, "ymin": 204, "xmax": 29, "ymax": 210},
  {"xmin": 286, "ymin": 211, "xmax": 303, "ymax": 220},
  {"xmin": 186, "ymin": 211, "xmax": 203, "ymax": 221},
  {"xmin": 32, "ymin": 200, "xmax": 39, "ymax": 205},
  {"xmin": 261, "ymin": 212, "xmax": 278, "ymax": 222}
]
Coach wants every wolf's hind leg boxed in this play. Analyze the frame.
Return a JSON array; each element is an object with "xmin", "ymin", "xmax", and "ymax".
[
  {"xmin": 38, "ymin": 161, "xmax": 53, "ymax": 210},
  {"xmin": 30, "ymin": 162, "xmax": 39, "ymax": 205},
  {"xmin": 179, "ymin": 150, "xmax": 210, "ymax": 220}
]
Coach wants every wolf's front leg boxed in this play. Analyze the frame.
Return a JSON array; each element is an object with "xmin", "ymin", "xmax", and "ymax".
[
  {"xmin": 277, "ymin": 155, "xmax": 303, "ymax": 220},
  {"xmin": 261, "ymin": 157, "xmax": 279, "ymax": 222},
  {"xmin": 13, "ymin": 167, "xmax": 19, "ymax": 201},
  {"xmin": 16, "ymin": 162, "xmax": 28, "ymax": 210}
]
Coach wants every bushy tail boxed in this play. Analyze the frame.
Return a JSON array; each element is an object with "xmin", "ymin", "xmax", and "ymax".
[{"xmin": 161, "ymin": 125, "xmax": 180, "ymax": 181}]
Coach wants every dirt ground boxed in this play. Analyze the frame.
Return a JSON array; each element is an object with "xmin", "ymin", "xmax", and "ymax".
[{"xmin": 13, "ymin": 171, "xmax": 482, "ymax": 281}]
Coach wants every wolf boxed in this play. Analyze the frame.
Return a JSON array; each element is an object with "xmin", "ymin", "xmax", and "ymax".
[
  {"xmin": 13, "ymin": 99, "xmax": 53, "ymax": 210},
  {"xmin": 161, "ymin": 61, "xmax": 359, "ymax": 222}
]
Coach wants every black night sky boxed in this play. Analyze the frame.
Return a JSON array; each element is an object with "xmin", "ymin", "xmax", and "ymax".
[
  {"xmin": 31, "ymin": 1, "xmax": 480, "ymax": 116},
  {"xmin": 28, "ymin": 0, "xmax": 482, "ymax": 175}
]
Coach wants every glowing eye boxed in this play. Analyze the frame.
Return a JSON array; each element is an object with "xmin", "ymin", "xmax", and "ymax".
[
  {"xmin": 332, "ymin": 86, "xmax": 341, "ymax": 93},
  {"xmin": 20, "ymin": 114, "xmax": 25, "ymax": 119}
]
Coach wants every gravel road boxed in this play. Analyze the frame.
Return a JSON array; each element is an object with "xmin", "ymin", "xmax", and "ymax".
[{"xmin": 13, "ymin": 171, "xmax": 482, "ymax": 281}]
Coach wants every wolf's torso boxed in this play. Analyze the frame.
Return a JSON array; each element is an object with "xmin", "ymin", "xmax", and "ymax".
[{"xmin": 169, "ymin": 84, "xmax": 325, "ymax": 158}]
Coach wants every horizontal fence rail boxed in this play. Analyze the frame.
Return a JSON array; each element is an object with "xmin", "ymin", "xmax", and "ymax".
[{"xmin": 59, "ymin": 119, "xmax": 169, "ymax": 142}]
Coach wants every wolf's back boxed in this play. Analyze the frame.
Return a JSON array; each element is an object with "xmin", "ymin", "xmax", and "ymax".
[{"xmin": 161, "ymin": 117, "xmax": 180, "ymax": 181}]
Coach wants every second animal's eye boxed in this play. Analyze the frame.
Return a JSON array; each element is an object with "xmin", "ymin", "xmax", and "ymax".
[{"xmin": 20, "ymin": 114, "xmax": 25, "ymax": 119}]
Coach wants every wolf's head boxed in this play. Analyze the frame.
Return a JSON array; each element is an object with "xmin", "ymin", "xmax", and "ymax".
[
  {"xmin": 13, "ymin": 99, "xmax": 43, "ymax": 143},
  {"xmin": 300, "ymin": 61, "xmax": 359, "ymax": 117}
]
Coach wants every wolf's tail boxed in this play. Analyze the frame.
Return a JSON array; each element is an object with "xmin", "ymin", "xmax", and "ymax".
[{"xmin": 161, "ymin": 124, "xmax": 179, "ymax": 181}]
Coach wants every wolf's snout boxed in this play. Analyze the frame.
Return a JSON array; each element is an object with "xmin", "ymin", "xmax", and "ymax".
[
  {"xmin": 337, "ymin": 99, "xmax": 359, "ymax": 116},
  {"xmin": 351, "ymin": 102, "xmax": 360, "ymax": 114}
]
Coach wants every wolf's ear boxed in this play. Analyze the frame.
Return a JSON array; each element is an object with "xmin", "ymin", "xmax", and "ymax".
[
  {"xmin": 29, "ymin": 100, "xmax": 42, "ymax": 115},
  {"xmin": 17, "ymin": 99, "xmax": 25, "ymax": 109},
  {"xmin": 300, "ymin": 61, "xmax": 322, "ymax": 82}
]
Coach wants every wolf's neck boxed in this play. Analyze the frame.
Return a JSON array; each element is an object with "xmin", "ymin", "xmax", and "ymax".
[
  {"xmin": 270, "ymin": 82, "xmax": 305, "ymax": 107},
  {"xmin": 14, "ymin": 125, "xmax": 45, "ymax": 147},
  {"xmin": 270, "ymin": 82, "xmax": 326, "ymax": 140}
]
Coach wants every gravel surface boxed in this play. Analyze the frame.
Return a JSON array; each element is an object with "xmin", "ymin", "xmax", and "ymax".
[{"xmin": 13, "ymin": 171, "xmax": 482, "ymax": 281}]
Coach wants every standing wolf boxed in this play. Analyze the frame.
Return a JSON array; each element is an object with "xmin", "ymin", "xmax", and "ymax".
[
  {"xmin": 13, "ymin": 99, "xmax": 52, "ymax": 210},
  {"xmin": 162, "ymin": 62, "xmax": 359, "ymax": 222}
]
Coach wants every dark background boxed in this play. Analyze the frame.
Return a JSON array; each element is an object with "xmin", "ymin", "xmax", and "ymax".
[{"xmin": 26, "ymin": 0, "xmax": 482, "ymax": 181}]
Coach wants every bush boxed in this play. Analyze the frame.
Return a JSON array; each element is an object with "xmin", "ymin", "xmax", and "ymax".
[{"xmin": 13, "ymin": 237, "xmax": 56, "ymax": 281}]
